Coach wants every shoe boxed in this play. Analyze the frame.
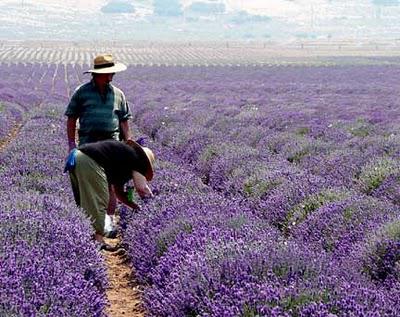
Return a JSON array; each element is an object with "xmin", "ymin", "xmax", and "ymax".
[
  {"xmin": 100, "ymin": 243, "xmax": 121, "ymax": 252},
  {"xmin": 104, "ymin": 229, "xmax": 118, "ymax": 239}
]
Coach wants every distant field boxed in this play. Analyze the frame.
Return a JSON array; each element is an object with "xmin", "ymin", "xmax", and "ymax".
[{"xmin": 2, "ymin": 40, "xmax": 400, "ymax": 66}]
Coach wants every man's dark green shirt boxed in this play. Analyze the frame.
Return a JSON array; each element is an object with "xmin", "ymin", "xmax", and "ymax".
[{"xmin": 65, "ymin": 80, "xmax": 131, "ymax": 144}]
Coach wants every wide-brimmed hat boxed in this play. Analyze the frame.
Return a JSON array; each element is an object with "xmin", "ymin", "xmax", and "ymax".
[
  {"xmin": 84, "ymin": 54, "xmax": 127, "ymax": 74},
  {"xmin": 126, "ymin": 140, "xmax": 155, "ymax": 181}
]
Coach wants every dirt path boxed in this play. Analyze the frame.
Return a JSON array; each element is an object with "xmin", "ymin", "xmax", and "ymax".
[
  {"xmin": 103, "ymin": 237, "xmax": 146, "ymax": 317},
  {"xmin": 0, "ymin": 111, "xmax": 146, "ymax": 316},
  {"xmin": 0, "ymin": 123, "xmax": 22, "ymax": 152}
]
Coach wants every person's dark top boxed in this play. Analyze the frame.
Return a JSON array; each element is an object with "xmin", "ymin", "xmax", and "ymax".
[{"xmin": 79, "ymin": 140, "xmax": 147, "ymax": 185}]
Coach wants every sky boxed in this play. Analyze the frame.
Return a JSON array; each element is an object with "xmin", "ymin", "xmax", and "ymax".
[{"xmin": 1, "ymin": 0, "xmax": 400, "ymax": 42}]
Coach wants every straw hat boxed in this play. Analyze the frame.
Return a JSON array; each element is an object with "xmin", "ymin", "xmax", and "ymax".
[
  {"xmin": 84, "ymin": 54, "xmax": 127, "ymax": 74},
  {"xmin": 126, "ymin": 140, "xmax": 155, "ymax": 181}
]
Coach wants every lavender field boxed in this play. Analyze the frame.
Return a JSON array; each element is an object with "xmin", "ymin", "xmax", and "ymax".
[{"xmin": 1, "ymin": 60, "xmax": 400, "ymax": 316}]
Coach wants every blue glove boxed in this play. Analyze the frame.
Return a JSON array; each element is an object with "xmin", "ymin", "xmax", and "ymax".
[{"xmin": 64, "ymin": 148, "xmax": 78, "ymax": 173}]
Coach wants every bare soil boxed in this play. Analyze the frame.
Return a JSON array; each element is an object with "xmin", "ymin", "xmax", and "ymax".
[
  {"xmin": 103, "ymin": 237, "xmax": 146, "ymax": 317},
  {"xmin": 0, "ymin": 123, "xmax": 22, "ymax": 152}
]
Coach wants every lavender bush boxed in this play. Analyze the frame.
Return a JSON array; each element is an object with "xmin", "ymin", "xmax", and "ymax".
[
  {"xmin": 117, "ymin": 64, "xmax": 400, "ymax": 315},
  {"xmin": 362, "ymin": 218, "xmax": 400, "ymax": 284},
  {"xmin": 291, "ymin": 196, "xmax": 398, "ymax": 256},
  {"xmin": 0, "ymin": 96, "xmax": 108, "ymax": 315},
  {"xmin": 0, "ymin": 101, "xmax": 24, "ymax": 142},
  {"xmin": 0, "ymin": 193, "xmax": 107, "ymax": 317},
  {"xmin": 2, "ymin": 61, "xmax": 400, "ymax": 316}
]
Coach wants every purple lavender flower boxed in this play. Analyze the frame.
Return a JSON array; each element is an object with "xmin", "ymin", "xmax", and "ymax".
[{"xmin": 2, "ymin": 62, "xmax": 400, "ymax": 316}]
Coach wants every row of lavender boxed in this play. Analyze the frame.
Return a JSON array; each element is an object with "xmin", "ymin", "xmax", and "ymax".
[
  {"xmin": 0, "ymin": 101, "xmax": 108, "ymax": 315},
  {"xmin": 0, "ymin": 62, "xmax": 80, "ymax": 106},
  {"xmin": 121, "ymin": 140, "xmax": 400, "ymax": 316},
  {"xmin": 1, "ymin": 62, "xmax": 399, "ymax": 315},
  {"xmin": 116, "ymin": 65, "xmax": 400, "ymax": 315},
  {"xmin": 0, "ymin": 101, "xmax": 23, "ymax": 142},
  {"xmin": 0, "ymin": 62, "xmax": 76, "ymax": 142},
  {"xmin": 119, "ymin": 66, "xmax": 400, "ymax": 207}
]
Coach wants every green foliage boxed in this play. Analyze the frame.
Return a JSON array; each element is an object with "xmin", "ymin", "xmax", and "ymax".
[
  {"xmin": 226, "ymin": 214, "xmax": 249, "ymax": 230},
  {"xmin": 232, "ymin": 125, "xmax": 266, "ymax": 148},
  {"xmin": 371, "ymin": 219, "xmax": 400, "ymax": 242},
  {"xmin": 199, "ymin": 144, "xmax": 219, "ymax": 163},
  {"xmin": 271, "ymin": 260, "xmax": 313, "ymax": 281},
  {"xmin": 287, "ymin": 148, "xmax": 311, "ymax": 163},
  {"xmin": 38, "ymin": 303, "xmax": 51, "ymax": 314},
  {"xmin": 205, "ymin": 238, "xmax": 267, "ymax": 270},
  {"xmin": 235, "ymin": 104, "xmax": 260, "ymax": 121},
  {"xmin": 18, "ymin": 172, "xmax": 48, "ymax": 194},
  {"xmin": 240, "ymin": 290, "xmax": 331, "ymax": 317},
  {"xmin": 283, "ymin": 189, "xmax": 350, "ymax": 234},
  {"xmin": 205, "ymin": 240, "xmax": 240, "ymax": 265},
  {"xmin": 322, "ymin": 237, "xmax": 337, "ymax": 252},
  {"xmin": 362, "ymin": 219, "xmax": 400, "ymax": 282},
  {"xmin": 382, "ymin": 133, "xmax": 400, "ymax": 156},
  {"xmin": 342, "ymin": 206, "xmax": 354, "ymax": 223},
  {"xmin": 1, "ymin": 217, "xmax": 42, "ymax": 246},
  {"xmin": 348, "ymin": 118, "xmax": 373, "ymax": 137},
  {"xmin": 358, "ymin": 157, "xmax": 400, "ymax": 193},
  {"xmin": 243, "ymin": 174, "xmax": 282, "ymax": 198},
  {"xmin": 156, "ymin": 220, "xmax": 193, "ymax": 257},
  {"xmin": 0, "ymin": 103, "xmax": 4, "ymax": 112},
  {"xmin": 383, "ymin": 219, "xmax": 400, "ymax": 240},
  {"xmin": 296, "ymin": 126, "xmax": 310, "ymax": 136},
  {"xmin": 280, "ymin": 290, "xmax": 330, "ymax": 316},
  {"xmin": 263, "ymin": 131, "xmax": 291, "ymax": 154},
  {"xmin": 46, "ymin": 108, "xmax": 59, "ymax": 119},
  {"xmin": 241, "ymin": 304, "xmax": 258, "ymax": 317},
  {"xmin": 283, "ymin": 136, "xmax": 328, "ymax": 164}
]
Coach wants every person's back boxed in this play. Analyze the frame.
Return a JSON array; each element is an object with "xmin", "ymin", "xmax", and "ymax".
[
  {"xmin": 66, "ymin": 139, "xmax": 155, "ymax": 249},
  {"xmin": 79, "ymin": 140, "xmax": 150, "ymax": 186}
]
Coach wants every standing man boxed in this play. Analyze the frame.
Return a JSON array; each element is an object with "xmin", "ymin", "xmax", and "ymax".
[
  {"xmin": 65, "ymin": 54, "xmax": 132, "ymax": 236},
  {"xmin": 65, "ymin": 54, "xmax": 131, "ymax": 148}
]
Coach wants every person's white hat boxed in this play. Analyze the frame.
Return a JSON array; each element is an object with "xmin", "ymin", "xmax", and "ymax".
[
  {"xmin": 84, "ymin": 54, "xmax": 127, "ymax": 74},
  {"xmin": 125, "ymin": 140, "xmax": 155, "ymax": 181}
]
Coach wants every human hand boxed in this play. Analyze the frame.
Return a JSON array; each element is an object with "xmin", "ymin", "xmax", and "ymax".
[
  {"xmin": 133, "ymin": 171, "xmax": 153, "ymax": 198},
  {"xmin": 130, "ymin": 201, "xmax": 140, "ymax": 211},
  {"xmin": 64, "ymin": 148, "xmax": 78, "ymax": 173},
  {"xmin": 137, "ymin": 185, "xmax": 154, "ymax": 199}
]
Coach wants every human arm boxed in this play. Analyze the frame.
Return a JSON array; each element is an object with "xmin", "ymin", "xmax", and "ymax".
[
  {"xmin": 65, "ymin": 87, "xmax": 82, "ymax": 151},
  {"xmin": 67, "ymin": 116, "xmax": 78, "ymax": 151},
  {"xmin": 119, "ymin": 120, "xmax": 131, "ymax": 142},
  {"xmin": 113, "ymin": 184, "xmax": 140, "ymax": 210},
  {"xmin": 118, "ymin": 91, "xmax": 132, "ymax": 142}
]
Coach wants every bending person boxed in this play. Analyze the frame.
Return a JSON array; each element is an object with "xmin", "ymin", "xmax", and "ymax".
[{"xmin": 66, "ymin": 139, "xmax": 155, "ymax": 249}]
